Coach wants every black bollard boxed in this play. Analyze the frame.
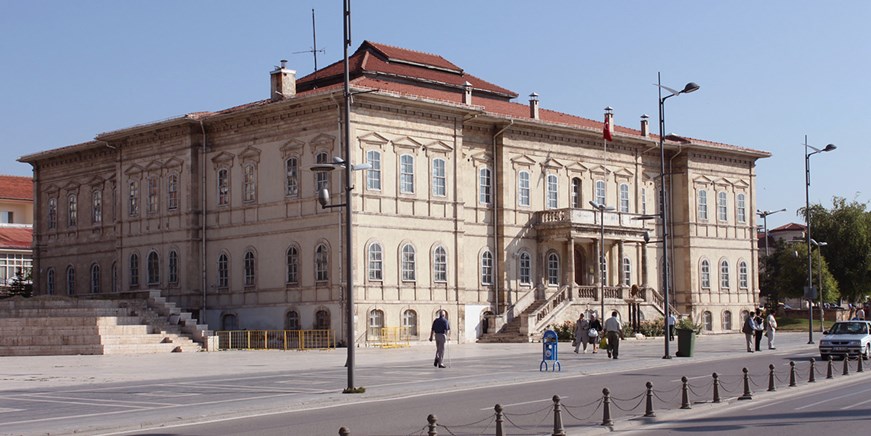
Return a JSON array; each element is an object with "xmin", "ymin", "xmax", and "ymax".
[
  {"xmin": 495, "ymin": 404, "xmax": 503, "ymax": 436},
  {"xmin": 789, "ymin": 361, "xmax": 797, "ymax": 387},
  {"xmin": 827, "ymin": 355, "xmax": 834, "ymax": 379},
  {"xmin": 339, "ymin": 427, "xmax": 350, "ymax": 436},
  {"xmin": 843, "ymin": 356, "xmax": 850, "ymax": 376},
  {"xmin": 427, "ymin": 414, "xmax": 438, "ymax": 436},
  {"xmin": 680, "ymin": 376, "xmax": 691, "ymax": 409},
  {"xmin": 768, "ymin": 364, "xmax": 776, "ymax": 392},
  {"xmin": 859, "ymin": 355, "xmax": 865, "ymax": 373},
  {"xmin": 601, "ymin": 388, "xmax": 613, "ymax": 426},
  {"xmin": 552, "ymin": 395, "xmax": 566, "ymax": 436},
  {"xmin": 738, "ymin": 367, "xmax": 753, "ymax": 400},
  {"xmin": 712, "ymin": 373, "xmax": 721, "ymax": 403},
  {"xmin": 644, "ymin": 381, "xmax": 655, "ymax": 417},
  {"xmin": 809, "ymin": 358, "xmax": 816, "ymax": 383}
]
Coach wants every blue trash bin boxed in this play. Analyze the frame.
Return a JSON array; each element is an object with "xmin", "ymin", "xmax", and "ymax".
[{"xmin": 540, "ymin": 329, "xmax": 561, "ymax": 372}]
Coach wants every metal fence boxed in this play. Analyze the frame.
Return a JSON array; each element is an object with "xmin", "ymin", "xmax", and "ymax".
[
  {"xmin": 367, "ymin": 327, "xmax": 413, "ymax": 348},
  {"xmin": 216, "ymin": 330, "xmax": 335, "ymax": 351}
]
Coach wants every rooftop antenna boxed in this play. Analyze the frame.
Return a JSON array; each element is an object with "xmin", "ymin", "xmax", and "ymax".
[{"xmin": 293, "ymin": 9, "xmax": 325, "ymax": 73}]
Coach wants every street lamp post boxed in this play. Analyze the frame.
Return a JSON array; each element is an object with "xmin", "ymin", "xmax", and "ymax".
[
  {"xmin": 811, "ymin": 239, "xmax": 828, "ymax": 332},
  {"xmin": 589, "ymin": 201, "xmax": 615, "ymax": 319},
  {"xmin": 804, "ymin": 136, "xmax": 836, "ymax": 344},
  {"xmin": 655, "ymin": 74, "xmax": 699, "ymax": 359},
  {"xmin": 756, "ymin": 208, "xmax": 786, "ymax": 257}
]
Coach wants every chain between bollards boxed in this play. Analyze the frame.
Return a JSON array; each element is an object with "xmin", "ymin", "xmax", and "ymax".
[
  {"xmin": 827, "ymin": 355, "xmax": 834, "ymax": 379},
  {"xmin": 644, "ymin": 382, "xmax": 655, "ymax": 417},
  {"xmin": 712, "ymin": 373, "xmax": 721, "ymax": 403},
  {"xmin": 552, "ymin": 395, "xmax": 565, "ymax": 436},
  {"xmin": 809, "ymin": 358, "xmax": 816, "ymax": 383},
  {"xmin": 601, "ymin": 388, "xmax": 613, "ymax": 427},
  {"xmin": 427, "ymin": 414, "xmax": 438, "ymax": 436},
  {"xmin": 680, "ymin": 376, "xmax": 691, "ymax": 409},
  {"xmin": 494, "ymin": 404, "xmax": 503, "ymax": 436},
  {"xmin": 738, "ymin": 367, "xmax": 753, "ymax": 400},
  {"xmin": 789, "ymin": 361, "xmax": 797, "ymax": 387},
  {"xmin": 768, "ymin": 364, "xmax": 776, "ymax": 392}
]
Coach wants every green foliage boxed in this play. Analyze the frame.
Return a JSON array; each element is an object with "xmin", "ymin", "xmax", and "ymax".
[
  {"xmin": 549, "ymin": 320, "xmax": 575, "ymax": 341},
  {"xmin": 676, "ymin": 317, "xmax": 703, "ymax": 334},
  {"xmin": 621, "ymin": 318, "xmax": 664, "ymax": 337},
  {"xmin": 762, "ymin": 240, "xmax": 838, "ymax": 303},
  {"xmin": 807, "ymin": 198, "xmax": 871, "ymax": 302},
  {"xmin": 342, "ymin": 386, "xmax": 366, "ymax": 394}
]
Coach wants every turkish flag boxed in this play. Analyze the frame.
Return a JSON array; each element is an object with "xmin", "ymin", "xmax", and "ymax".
[{"xmin": 603, "ymin": 115, "xmax": 613, "ymax": 141}]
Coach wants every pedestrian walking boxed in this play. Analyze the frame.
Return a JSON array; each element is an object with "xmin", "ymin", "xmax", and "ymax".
[
  {"xmin": 765, "ymin": 309, "xmax": 777, "ymax": 350},
  {"xmin": 742, "ymin": 311, "xmax": 759, "ymax": 352},
  {"xmin": 573, "ymin": 313, "xmax": 590, "ymax": 353},
  {"xmin": 856, "ymin": 304, "xmax": 866, "ymax": 321},
  {"xmin": 753, "ymin": 309, "xmax": 765, "ymax": 351},
  {"xmin": 588, "ymin": 314, "xmax": 602, "ymax": 354},
  {"xmin": 603, "ymin": 311, "xmax": 625, "ymax": 359},
  {"xmin": 429, "ymin": 310, "xmax": 450, "ymax": 368},
  {"xmin": 667, "ymin": 313, "xmax": 676, "ymax": 341}
]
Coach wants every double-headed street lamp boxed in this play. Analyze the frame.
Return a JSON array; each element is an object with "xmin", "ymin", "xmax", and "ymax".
[
  {"xmin": 804, "ymin": 136, "xmax": 836, "ymax": 344},
  {"xmin": 655, "ymin": 74, "xmax": 699, "ymax": 359},
  {"xmin": 756, "ymin": 208, "xmax": 786, "ymax": 257},
  {"xmin": 589, "ymin": 201, "xmax": 615, "ymax": 319},
  {"xmin": 811, "ymin": 239, "xmax": 828, "ymax": 332}
]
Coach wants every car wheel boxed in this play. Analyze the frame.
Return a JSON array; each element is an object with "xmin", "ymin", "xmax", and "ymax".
[{"xmin": 865, "ymin": 345, "xmax": 870, "ymax": 360}]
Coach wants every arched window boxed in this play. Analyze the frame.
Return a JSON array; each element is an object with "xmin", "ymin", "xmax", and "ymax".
[
  {"xmin": 90, "ymin": 263, "xmax": 101, "ymax": 293},
  {"xmin": 66, "ymin": 266, "xmax": 75, "ymax": 295},
  {"xmin": 217, "ymin": 253, "xmax": 229, "ymax": 288},
  {"xmin": 168, "ymin": 250, "xmax": 179, "ymax": 285},
  {"xmin": 619, "ymin": 183, "xmax": 630, "ymax": 213},
  {"xmin": 703, "ymin": 311, "xmax": 713, "ymax": 331},
  {"xmin": 167, "ymin": 173, "xmax": 179, "ymax": 210},
  {"xmin": 518, "ymin": 171, "xmax": 531, "ymax": 207},
  {"xmin": 242, "ymin": 163, "xmax": 256, "ymax": 202},
  {"xmin": 547, "ymin": 252, "xmax": 559, "ymax": 286},
  {"xmin": 739, "ymin": 261, "xmax": 748, "ymax": 289},
  {"xmin": 315, "ymin": 244, "xmax": 328, "ymax": 282},
  {"xmin": 723, "ymin": 311, "xmax": 733, "ymax": 331},
  {"xmin": 433, "ymin": 245, "xmax": 447, "ymax": 283},
  {"xmin": 519, "ymin": 251, "xmax": 532, "ymax": 285},
  {"xmin": 432, "ymin": 158, "xmax": 446, "ymax": 197},
  {"xmin": 217, "ymin": 168, "xmax": 229, "ymax": 206},
  {"xmin": 368, "ymin": 309, "xmax": 384, "ymax": 338},
  {"xmin": 720, "ymin": 260, "xmax": 730, "ymax": 289},
  {"xmin": 595, "ymin": 180, "xmax": 606, "ymax": 205},
  {"xmin": 368, "ymin": 243, "xmax": 383, "ymax": 281},
  {"xmin": 286, "ymin": 245, "xmax": 299, "ymax": 285},
  {"xmin": 315, "ymin": 309, "xmax": 330, "ymax": 330},
  {"xmin": 717, "ymin": 191, "xmax": 728, "ymax": 221},
  {"xmin": 622, "ymin": 257, "xmax": 631, "ymax": 286},
  {"xmin": 244, "ymin": 250, "xmax": 256, "ymax": 286},
  {"xmin": 46, "ymin": 267, "xmax": 55, "ymax": 295},
  {"xmin": 367, "ymin": 150, "xmax": 382, "ymax": 191},
  {"xmin": 401, "ymin": 244, "xmax": 416, "ymax": 282},
  {"xmin": 403, "ymin": 309, "xmax": 418, "ymax": 337},
  {"xmin": 697, "ymin": 190, "xmax": 708, "ymax": 220},
  {"xmin": 737, "ymin": 193, "xmax": 746, "ymax": 223},
  {"xmin": 67, "ymin": 193, "xmax": 77, "ymax": 227},
  {"xmin": 479, "ymin": 167, "xmax": 491, "ymax": 204},
  {"xmin": 147, "ymin": 251, "xmax": 159, "ymax": 285},
  {"xmin": 222, "ymin": 313, "xmax": 239, "ymax": 331},
  {"xmin": 285, "ymin": 311, "xmax": 301, "ymax": 330},
  {"xmin": 129, "ymin": 253, "xmax": 139, "ymax": 287},
  {"xmin": 546, "ymin": 174, "xmax": 558, "ymax": 209},
  {"xmin": 285, "ymin": 157, "xmax": 299, "ymax": 197},
  {"xmin": 571, "ymin": 178, "xmax": 582, "ymax": 208},
  {"xmin": 481, "ymin": 250, "xmax": 493, "ymax": 285},
  {"xmin": 400, "ymin": 154, "xmax": 415, "ymax": 194},
  {"xmin": 700, "ymin": 260, "xmax": 710, "ymax": 289}
]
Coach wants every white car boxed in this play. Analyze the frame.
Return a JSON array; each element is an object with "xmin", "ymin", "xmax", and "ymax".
[{"xmin": 819, "ymin": 320, "xmax": 871, "ymax": 360}]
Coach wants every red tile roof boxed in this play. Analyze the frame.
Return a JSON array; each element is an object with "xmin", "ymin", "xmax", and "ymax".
[
  {"xmin": 771, "ymin": 223, "xmax": 806, "ymax": 232},
  {"xmin": 0, "ymin": 227, "xmax": 32, "ymax": 250},
  {"xmin": 0, "ymin": 176, "xmax": 33, "ymax": 201}
]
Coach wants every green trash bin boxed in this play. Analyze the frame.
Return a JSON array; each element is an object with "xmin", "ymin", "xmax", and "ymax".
[{"xmin": 675, "ymin": 328, "xmax": 696, "ymax": 357}]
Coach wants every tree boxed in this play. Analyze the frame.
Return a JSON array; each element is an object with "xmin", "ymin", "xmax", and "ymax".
[
  {"xmin": 805, "ymin": 197, "xmax": 871, "ymax": 302},
  {"xmin": 7, "ymin": 268, "xmax": 33, "ymax": 298},
  {"xmin": 761, "ymin": 240, "xmax": 838, "ymax": 303}
]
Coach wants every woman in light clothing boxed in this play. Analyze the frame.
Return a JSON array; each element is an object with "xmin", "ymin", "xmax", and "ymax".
[
  {"xmin": 765, "ymin": 310, "xmax": 777, "ymax": 350},
  {"xmin": 573, "ymin": 314, "xmax": 591, "ymax": 353}
]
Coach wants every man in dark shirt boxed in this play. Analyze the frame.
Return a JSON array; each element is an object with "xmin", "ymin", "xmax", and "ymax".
[{"xmin": 429, "ymin": 310, "xmax": 450, "ymax": 368}]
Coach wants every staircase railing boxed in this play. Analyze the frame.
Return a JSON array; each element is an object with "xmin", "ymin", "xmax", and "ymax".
[
  {"xmin": 522, "ymin": 286, "xmax": 572, "ymax": 337},
  {"xmin": 637, "ymin": 287, "xmax": 680, "ymax": 316},
  {"xmin": 507, "ymin": 286, "xmax": 538, "ymax": 322}
]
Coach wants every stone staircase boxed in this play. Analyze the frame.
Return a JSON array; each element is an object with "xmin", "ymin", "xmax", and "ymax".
[
  {"xmin": 0, "ymin": 293, "xmax": 212, "ymax": 356},
  {"xmin": 477, "ymin": 299, "xmax": 548, "ymax": 343}
]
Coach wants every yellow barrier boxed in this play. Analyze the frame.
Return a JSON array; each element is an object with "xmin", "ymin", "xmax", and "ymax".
[
  {"xmin": 371, "ymin": 327, "xmax": 412, "ymax": 348},
  {"xmin": 216, "ymin": 330, "xmax": 335, "ymax": 351}
]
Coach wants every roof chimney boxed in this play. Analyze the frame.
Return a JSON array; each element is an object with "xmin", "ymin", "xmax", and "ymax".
[
  {"xmin": 270, "ymin": 60, "xmax": 296, "ymax": 101},
  {"xmin": 463, "ymin": 81, "xmax": 473, "ymax": 105},
  {"xmin": 529, "ymin": 93, "xmax": 540, "ymax": 120},
  {"xmin": 640, "ymin": 114, "xmax": 649, "ymax": 137}
]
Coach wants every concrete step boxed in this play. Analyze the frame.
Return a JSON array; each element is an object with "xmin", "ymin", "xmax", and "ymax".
[
  {"xmin": 0, "ymin": 344, "xmax": 105, "ymax": 356},
  {"xmin": 0, "ymin": 316, "xmax": 144, "ymax": 328},
  {"xmin": 0, "ymin": 308, "xmax": 133, "ymax": 318},
  {"xmin": 0, "ymin": 325, "xmax": 149, "ymax": 337}
]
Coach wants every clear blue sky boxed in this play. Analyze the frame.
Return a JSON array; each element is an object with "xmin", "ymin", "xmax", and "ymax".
[{"xmin": 2, "ymin": 1, "xmax": 868, "ymax": 229}]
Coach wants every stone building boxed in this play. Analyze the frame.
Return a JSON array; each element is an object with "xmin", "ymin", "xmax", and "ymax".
[{"xmin": 19, "ymin": 41, "xmax": 769, "ymax": 343}]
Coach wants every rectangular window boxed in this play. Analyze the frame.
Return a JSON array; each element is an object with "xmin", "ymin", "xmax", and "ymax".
[
  {"xmin": 400, "ymin": 155, "xmax": 414, "ymax": 194},
  {"xmin": 717, "ymin": 192, "xmax": 727, "ymax": 221},
  {"xmin": 147, "ymin": 177, "xmax": 158, "ymax": 213},
  {"xmin": 619, "ymin": 184, "xmax": 630, "ymax": 213},
  {"xmin": 67, "ymin": 194, "xmax": 77, "ymax": 227},
  {"xmin": 737, "ymin": 193, "xmax": 746, "ymax": 223},
  {"xmin": 217, "ymin": 169, "xmax": 229, "ymax": 206},
  {"xmin": 432, "ymin": 158, "xmax": 446, "ymax": 197},
  {"xmin": 697, "ymin": 190, "xmax": 708, "ymax": 220},
  {"xmin": 519, "ymin": 253, "xmax": 531, "ymax": 285},
  {"xmin": 546, "ymin": 174, "xmax": 558, "ymax": 209},
  {"xmin": 243, "ymin": 164, "xmax": 256, "ymax": 202},
  {"xmin": 595, "ymin": 181, "xmax": 606, "ymax": 205},
  {"xmin": 285, "ymin": 158, "xmax": 299, "ymax": 197},
  {"xmin": 434, "ymin": 247, "xmax": 447, "ymax": 282},
  {"xmin": 167, "ymin": 175, "xmax": 179, "ymax": 210},
  {"xmin": 367, "ymin": 151, "xmax": 381, "ymax": 191},
  {"xmin": 48, "ymin": 198, "xmax": 57, "ymax": 229},
  {"xmin": 519, "ymin": 172, "xmax": 530, "ymax": 207},
  {"xmin": 92, "ymin": 190, "xmax": 102, "ymax": 224},
  {"xmin": 641, "ymin": 188, "xmax": 647, "ymax": 215},
  {"xmin": 479, "ymin": 168, "xmax": 491, "ymax": 204}
]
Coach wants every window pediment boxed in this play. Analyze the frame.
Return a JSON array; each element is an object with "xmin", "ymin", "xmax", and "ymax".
[
  {"xmin": 211, "ymin": 152, "xmax": 235, "ymax": 169},
  {"xmin": 692, "ymin": 175, "xmax": 714, "ymax": 186},
  {"xmin": 310, "ymin": 133, "xmax": 336, "ymax": 150},
  {"xmin": 164, "ymin": 157, "xmax": 184, "ymax": 170},
  {"xmin": 358, "ymin": 132, "xmax": 389, "ymax": 150},
  {"xmin": 566, "ymin": 161, "xmax": 589, "ymax": 174},
  {"xmin": 124, "ymin": 164, "xmax": 144, "ymax": 177},
  {"xmin": 280, "ymin": 139, "xmax": 305, "ymax": 158},
  {"xmin": 239, "ymin": 146, "xmax": 262, "ymax": 164},
  {"xmin": 613, "ymin": 168, "xmax": 634, "ymax": 180},
  {"xmin": 590, "ymin": 164, "xmax": 611, "ymax": 177},
  {"xmin": 145, "ymin": 160, "xmax": 163, "ymax": 174},
  {"xmin": 511, "ymin": 154, "xmax": 536, "ymax": 168},
  {"xmin": 540, "ymin": 158, "xmax": 564, "ymax": 171},
  {"xmin": 424, "ymin": 140, "xmax": 452, "ymax": 156},
  {"xmin": 469, "ymin": 151, "xmax": 491, "ymax": 166},
  {"xmin": 392, "ymin": 136, "xmax": 423, "ymax": 154}
]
